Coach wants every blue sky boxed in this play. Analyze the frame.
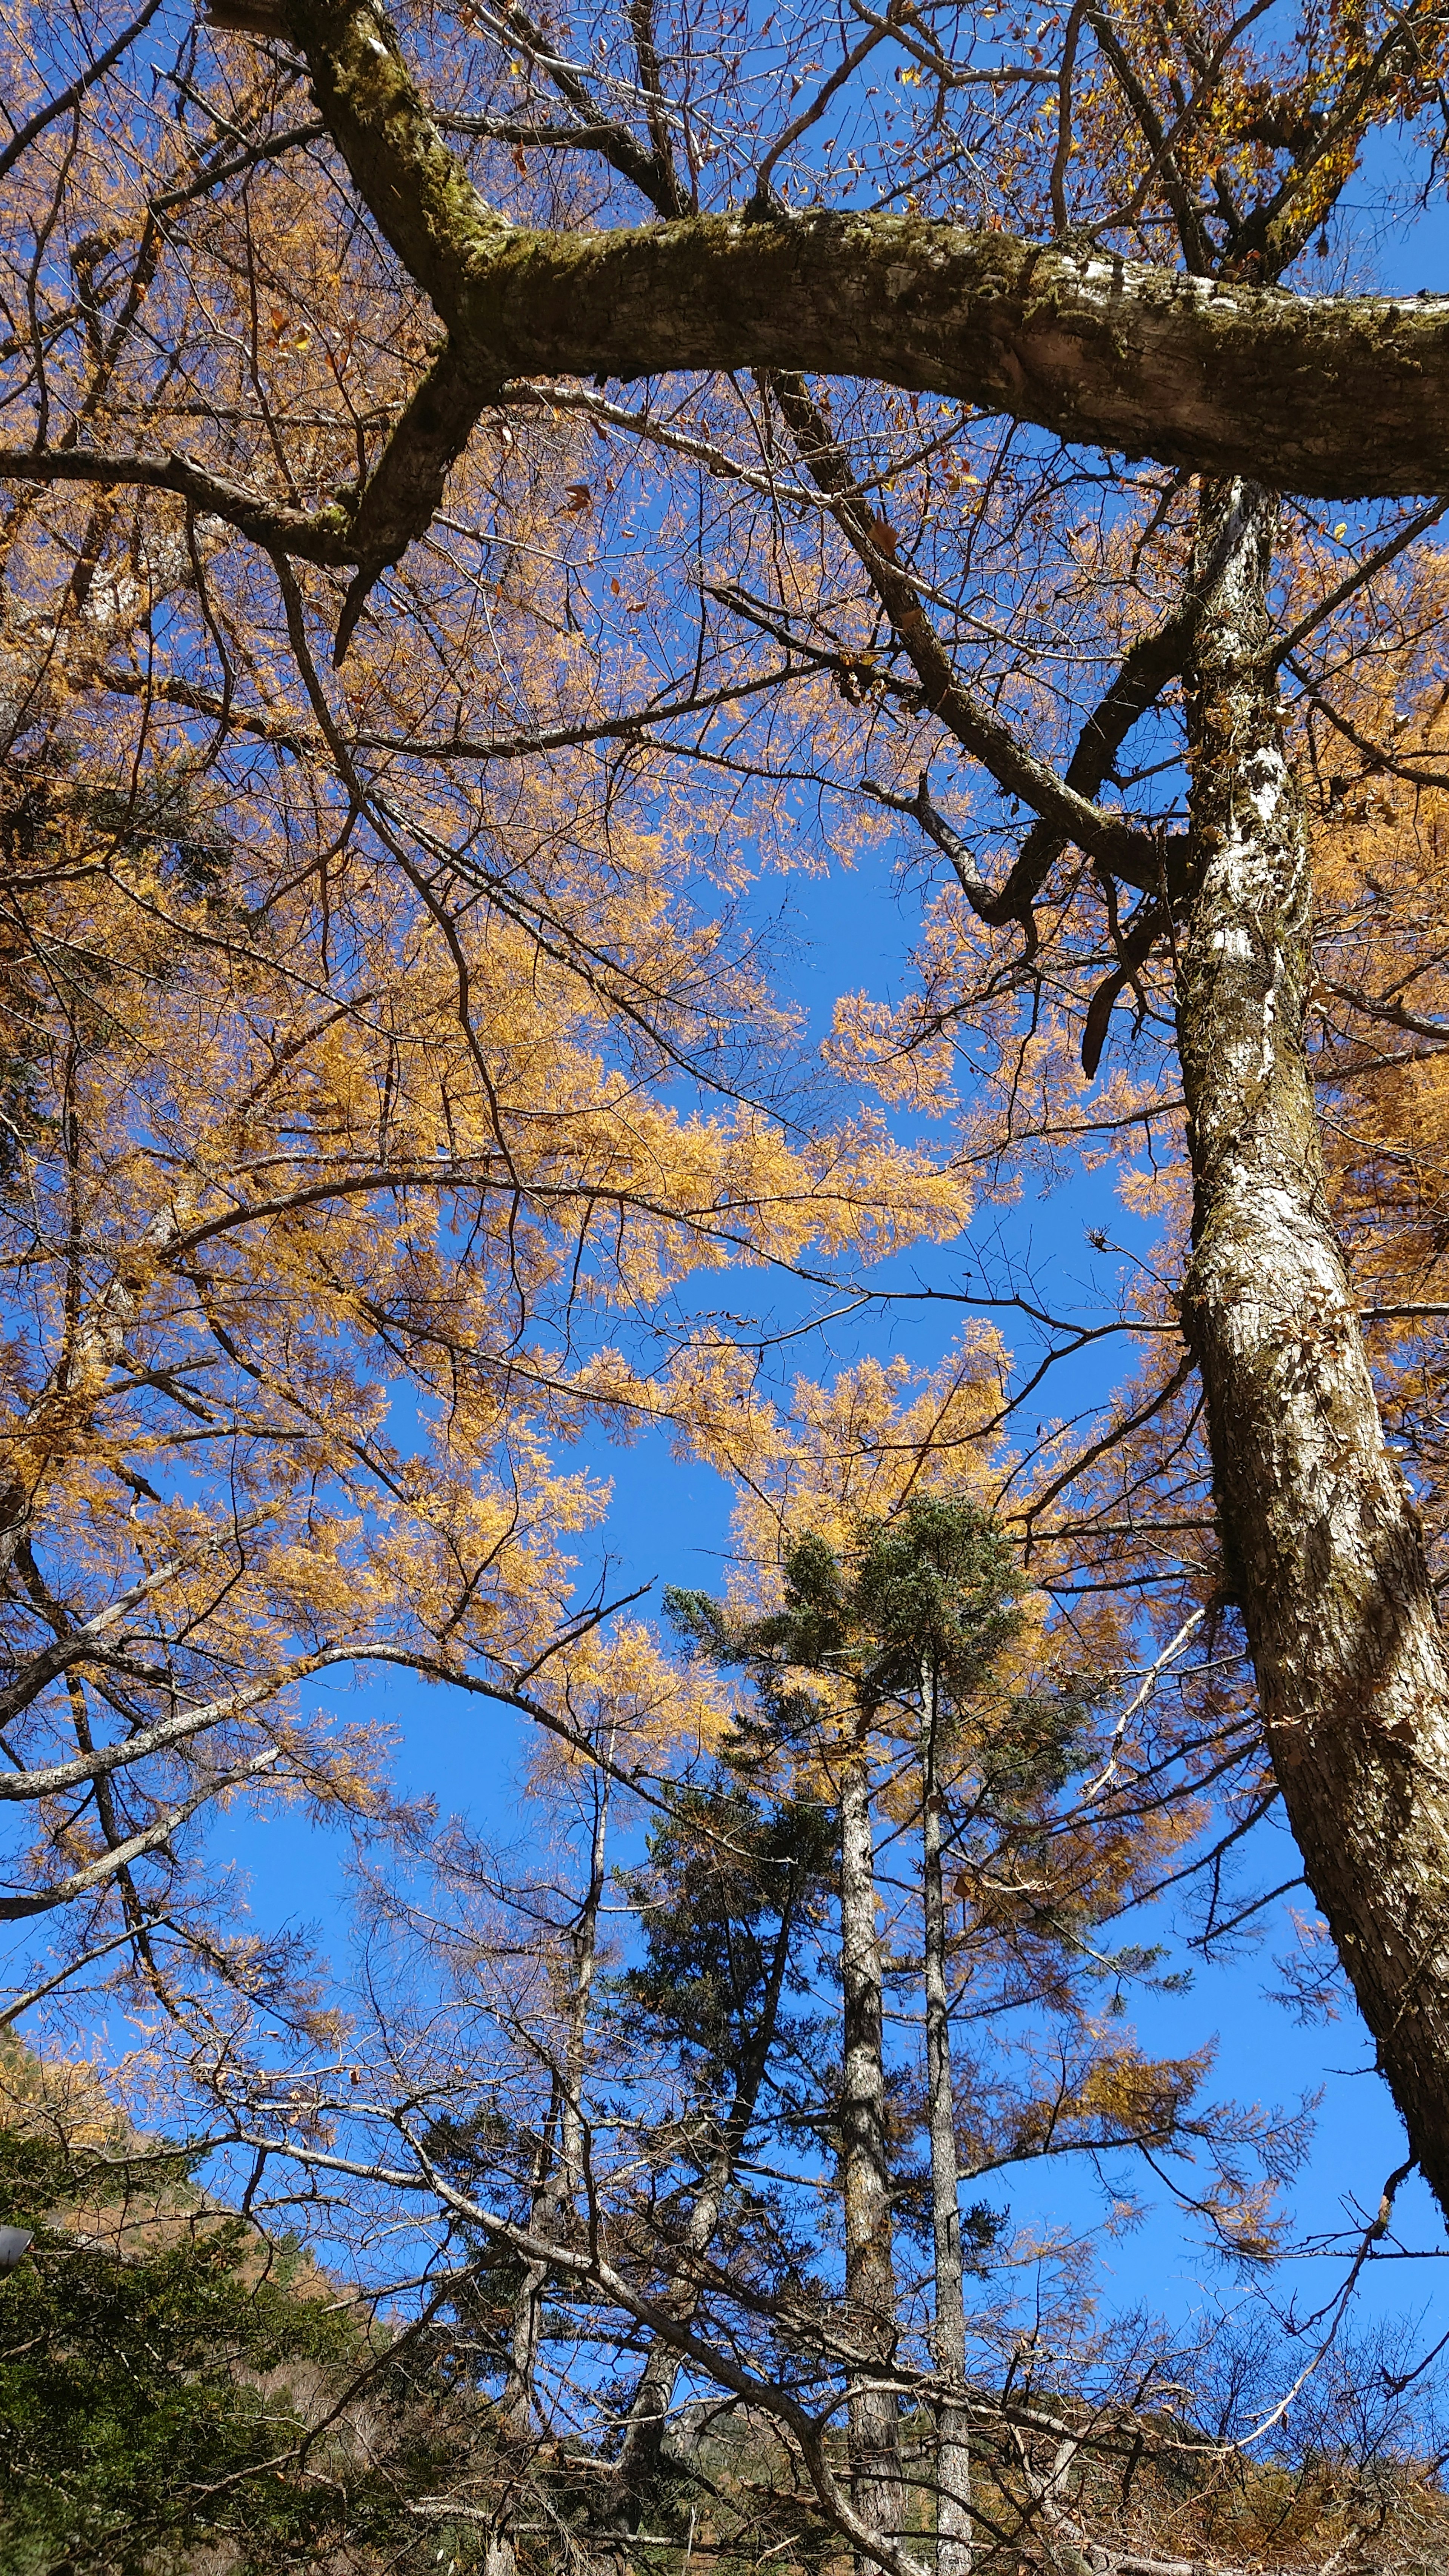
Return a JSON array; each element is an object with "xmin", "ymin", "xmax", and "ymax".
[
  {"xmin": 146, "ymin": 772, "xmax": 1448, "ymax": 2373},
  {"xmin": 5, "ymin": 14, "xmax": 1447, "ymax": 2406}
]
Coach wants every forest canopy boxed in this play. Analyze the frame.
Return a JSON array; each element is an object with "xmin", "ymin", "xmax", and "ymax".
[{"xmin": 5, "ymin": 1, "xmax": 1449, "ymax": 2570}]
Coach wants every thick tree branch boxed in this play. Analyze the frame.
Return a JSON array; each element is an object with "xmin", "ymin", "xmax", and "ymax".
[
  {"xmin": 181, "ymin": 0, "xmax": 1449, "ymax": 626},
  {"xmin": 866, "ymin": 600, "xmax": 1193, "ymax": 941},
  {"xmin": 766, "ymin": 369, "xmax": 1167, "ymax": 887},
  {"xmin": 0, "ymin": 444, "xmax": 353, "ymax": 562},
  {"xmin": 312, "ymin": 205, "xmax": 1449, "ymax": 503},
  {"xmin": 11, "ymin": 0, "xmax": 1446, "ymax": 637},
  {"xmin": 0, "ymin": 1652, "xmax": 347, "ymax": 1803},
  {"xmin": 0, "ymin": 1752, "xmax": 281, "ymax": 1919}
]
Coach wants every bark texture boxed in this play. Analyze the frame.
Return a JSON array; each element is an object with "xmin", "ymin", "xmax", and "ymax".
[
  {"xmin": 200, "ymin": 2, "xmax": 1449, "ymax": 536},
  {"xmin": 9, "ymin": 2, "xmax": 1441, "ymax": 615},
  {"xmin": 1179, "ymin": 480, "xmax": 1449, "ymax": 2222},
  {"xmin": 295, "ymin": 0, "xmax": 1449, "ymax": 500},
  {"xmin": 838, "ymin": 1733, "xmax": 904, "ymax": 2559}
]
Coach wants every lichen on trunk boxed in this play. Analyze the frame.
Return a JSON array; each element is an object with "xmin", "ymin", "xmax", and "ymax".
[{"xmin": 1179, "ymin": 477, "xmax": 1449, "ymax": 2221}]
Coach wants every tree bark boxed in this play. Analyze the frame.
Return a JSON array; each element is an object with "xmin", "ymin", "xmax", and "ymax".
[
  {"xmin": 921, "ymin": 1678, "xmax": 972, "ymax": 2576},
  {"xmin": 151, "ymin": 0, "xmax": 1449, "ymax": 2241},
  {"xmin": 839, "ymin": 1726, "xmax": 905, "ymax": 2561},
  {"xmin": 495, "ymin": 1782, "xmax": 611, "ymax": 2576},
  {"xmin": 1178, "ymin": 477, "xmax": 1449, "ymax": 2223},
  {"xmin": 172, "ymin": 1, "xmax": 1449, "ymax": 583}
]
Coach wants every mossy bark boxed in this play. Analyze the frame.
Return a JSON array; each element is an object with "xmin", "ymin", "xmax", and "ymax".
[
  {"xmin": 229, "ymin": 6, "xmax": 1449, "ymax": 2214},
  {"xmin": 1179, "ymin": 480, "xmax": 1449, "ymax": 2221},
  {"xmin": 273, "ymin": 0, "xmax": 1449, "ymax": 543}
]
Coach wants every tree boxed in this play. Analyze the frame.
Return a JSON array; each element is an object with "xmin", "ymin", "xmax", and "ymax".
[
  {"xmin": 6, "ymin": 0, "xmax": 1449, "ymax": 2267},
  {"xmin": 0, "ymin": 524, "xmax": 954, "ymax": 2016},
  {"xmin": 606, "ymin": 1778, "xmax": 835, "ymax": 2542},
  {"xmin": 667, "ymin": 1501, "xmax": 1031, "ymax": 2571},
  {"xmin": 208, "ymin": 1355, "xmax": 1348, "ymax": 2576},
  {"xmin": 0, "ymin": 2037, "xmax": 464, "ymax": 2572}
]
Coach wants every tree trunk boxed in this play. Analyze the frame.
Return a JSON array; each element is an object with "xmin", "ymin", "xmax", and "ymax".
[
  {"xmin": 1178, "ymin": 476, "xmax": 1449, "ymax": 2223},
  {"xmin": 921, "ymin": 1675, "xmax": 972, "ymax": 2576},
  {"xmin": 839, "ymin": 1724, "xmax": 905, "ymax": 2560},
  {"xmin": 498, "ymin": 1778, "xmax": 610, "ymax": 2570}
]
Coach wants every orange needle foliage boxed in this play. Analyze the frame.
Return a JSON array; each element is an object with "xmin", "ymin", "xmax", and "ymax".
[{"xmin": 0, "ymin": 590, "xmax": 968, "ymax": 1985}]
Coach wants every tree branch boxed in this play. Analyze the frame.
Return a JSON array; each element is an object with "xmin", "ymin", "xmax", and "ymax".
[{"xmin": 220, "ymin": 3, "xmax": 1449, "ymax": 524}]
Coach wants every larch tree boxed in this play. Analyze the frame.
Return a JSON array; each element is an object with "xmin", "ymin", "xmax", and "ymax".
[
  {"xmin": 203, "ymin": 1360, "xmax": 1341, "ymax": 2576},
  {"xmin": 0, "ymin": 425, "xmax": 962, "ymax": 2018},
  {"xmin": 6, "ymin": 0, "xmax": 1449, "ymax": 2248}
]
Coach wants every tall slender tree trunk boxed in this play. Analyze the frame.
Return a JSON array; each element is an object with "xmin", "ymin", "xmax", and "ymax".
[
  {"xmin": 606, "ymin": 1878, "xmax": 801, "ymax": 2530},
  {"xmin": 493, "ymin": 1784, "xmax": 610, "ymax": 2574},
  {"xmin": 838, "ymin": 1719, "xmax": 905, "ymax": 2560},
  {"xmin": 921, "ymin": 1672, "xmax": 971, "ymax": 2576},
  {"xmin": 1178, "ymin": 476, "xmax": 1449, "ymax": 2221}
]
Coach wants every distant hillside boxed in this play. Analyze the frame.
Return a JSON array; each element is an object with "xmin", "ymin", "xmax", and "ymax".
[{"xmin": 0, "ymin": 2038, "xmax": 486, "ymax": 2576}]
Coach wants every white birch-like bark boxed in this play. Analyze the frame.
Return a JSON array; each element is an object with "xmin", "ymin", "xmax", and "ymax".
[{"xmin": 1179, "ymin": 480, "xmax": 1449, "ymax": 2222}]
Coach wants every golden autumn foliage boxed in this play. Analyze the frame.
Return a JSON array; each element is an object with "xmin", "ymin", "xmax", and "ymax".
[
  {"xmin": 8, "ymin": 6, "xmax": 1449, "ymax": 2570},
  {"xmin": 0, "ymin": 537, "xmax": 971, "ymax": 1985}
]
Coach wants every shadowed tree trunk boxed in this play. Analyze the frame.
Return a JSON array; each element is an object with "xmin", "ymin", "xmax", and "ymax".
[
  {"xmin": 1179, "ymin": 478, "xmax": 1449, "ymax": 2221},
  {"xmin": 839, "ymin": 1722, "xmax": 905, "ymax": 2563},
  {"xmin": 921, "ymin": 1672, "xmax": 972, "ymax": 2576}
]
